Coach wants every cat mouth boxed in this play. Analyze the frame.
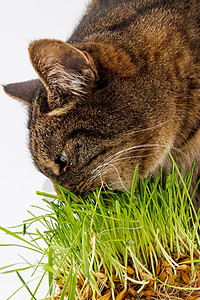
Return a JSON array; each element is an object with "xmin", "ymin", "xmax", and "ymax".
[
  {"xmin": 53, "ymin": 183, "xmax": 81, "ymax": 203},
  {"xmin": 52, "ymin": 175, "xmax": 112, "ymax": 204},
  {"xmin": 53, "ymin": 177, "xmax": 92, "ymax": 199}
]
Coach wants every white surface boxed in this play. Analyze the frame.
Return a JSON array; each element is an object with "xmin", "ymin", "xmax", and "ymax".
[{"xmin": 0, "ymin": 1, "xmax": 90, "ymax": 299}]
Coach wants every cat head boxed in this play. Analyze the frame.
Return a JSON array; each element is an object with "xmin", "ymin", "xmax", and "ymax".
[{"xmin": 4, "ymin": 39, "xmax": 174, "ymax": 194}]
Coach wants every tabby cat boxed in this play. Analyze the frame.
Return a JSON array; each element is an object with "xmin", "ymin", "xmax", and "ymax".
[{"xmin": 4, "ymin": 0, "xmax": 200, "ymax": 209}]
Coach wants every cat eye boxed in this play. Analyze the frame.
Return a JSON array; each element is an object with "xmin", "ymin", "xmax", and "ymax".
[
  {"xmin": 56, "ymin": 150, "xmax": 67, "ymax": 173},
  {"xmin": 59, "ymin": 150, "xmax": 67, "ymax": 163}
]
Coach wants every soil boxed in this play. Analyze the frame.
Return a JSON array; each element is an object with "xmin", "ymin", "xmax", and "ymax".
[{"xmin": 47, "ymin": 254, "xmax": 200, "ymax": 300}]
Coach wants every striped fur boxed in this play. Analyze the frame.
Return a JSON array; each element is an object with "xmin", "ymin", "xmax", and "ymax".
[{"xmin": 4, "ymin": 0, "xmax": 200, "ymax": 212}]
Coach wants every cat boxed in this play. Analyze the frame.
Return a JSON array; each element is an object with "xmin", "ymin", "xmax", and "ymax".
[{"xmin": 4, "ymin": 0, "xmax": 200, "ymax": 210}]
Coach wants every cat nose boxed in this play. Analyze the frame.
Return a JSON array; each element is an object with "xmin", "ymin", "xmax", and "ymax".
[
  {"xmin": 53, "ymin": 180, "xmax": 89, "ymax": 198},
  {"xmin": 53, "ymin": 182, "xmax": 74, "ymax": 195},
  {"xmin": 53, "ymin": 183, "xmax": 60, "ymax": 195}
]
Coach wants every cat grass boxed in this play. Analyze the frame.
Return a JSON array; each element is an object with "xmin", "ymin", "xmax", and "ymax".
[{"xmin": 1, "ymin": 160, "xmax": 200, "ymax": 300}]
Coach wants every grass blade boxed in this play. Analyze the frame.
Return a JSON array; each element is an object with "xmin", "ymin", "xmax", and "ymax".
[{"xmin": 16, "ymin": 271, "xmax": 37, "ymax": 300}]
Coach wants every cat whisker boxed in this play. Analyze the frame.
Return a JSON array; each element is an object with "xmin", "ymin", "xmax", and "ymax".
[
  {"xmin": 106, "ymin": 150, "xmax": 161, "ymax": 164},
  {"xmin": 102, "ymin": 144, "xmax": 190, "ymax": 165},
  {"xmin": 126, "ymin": 118, "xmax": 174, "ymax": 136},
  {"xmin": 89, "ymin": 143, "xmax": 191, "ymax": 190},
  {"xmin": 106, "ymin": 163, "xmax": 131, "ymax": 193},
  {"xmin": 90, "ymin": 149, "xmax": 160, "ymax": 182},
  {"xmin": 91, "ymin": 144, "xmax": 158, "ymax": 175}
]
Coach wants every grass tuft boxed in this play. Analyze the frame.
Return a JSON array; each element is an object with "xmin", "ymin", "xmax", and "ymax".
[{"xmin": 1, "ymin": 162, "xmax": 200, "ymax": 299}]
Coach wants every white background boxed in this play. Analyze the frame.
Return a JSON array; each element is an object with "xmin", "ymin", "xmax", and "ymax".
[{"xmin": 0, "ymin": 1, "xmax": 90, "ymax": 299}]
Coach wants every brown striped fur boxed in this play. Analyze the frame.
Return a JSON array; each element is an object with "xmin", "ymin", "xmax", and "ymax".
[{"xmin": 4, "ymin": 0, "xmax": 200, "ymax": 210}]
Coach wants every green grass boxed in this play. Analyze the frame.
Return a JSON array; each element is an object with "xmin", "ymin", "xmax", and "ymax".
[{"xmin": 1, "ymin": 162, "xmax": 200, "ymax": 299}]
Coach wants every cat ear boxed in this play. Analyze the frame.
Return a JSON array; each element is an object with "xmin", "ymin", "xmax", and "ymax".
[
  {"xmin": 3, "ymin": 79, "xmax": 42, "ymax": 105},
  {"xmin": 29, "ymin": 39, "xmax": 98, "ymax": 97}
]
